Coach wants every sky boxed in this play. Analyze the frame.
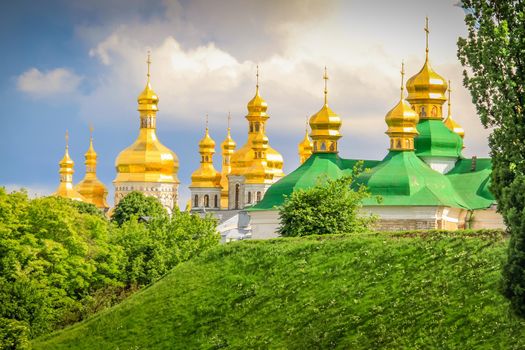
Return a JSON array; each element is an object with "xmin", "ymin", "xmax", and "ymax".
[{"xmin": 1, "ymin": 0, "xmax": 491, "ymax": 208}]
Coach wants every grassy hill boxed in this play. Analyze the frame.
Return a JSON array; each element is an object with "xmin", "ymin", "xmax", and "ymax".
[{"xmin": 34, "ymin": 231, "xmax": 525, "ymax": 349}]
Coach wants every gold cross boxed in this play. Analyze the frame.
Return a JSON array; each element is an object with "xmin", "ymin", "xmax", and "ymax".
[
  {"xmin": 227, "ymin": 111, "xmax": 231, "ymax": 129},
  {"xmin": 400, "ymin": 60, "xmax": 405, "ymax": 99},
  {"xmin": 89, "ymin": 123, "xmax": 93, "ymax": 140},
  {"xmin": 323, "ymin": 66, "xmax": 329, "ymax": 104},
  {"xmin": 205, "ymin": 113, "xmax": 209, "ymax": 130},
  {"xmin": 424, "ymin": 16, "xmax": 430, "ymax": 56},
  {"xmin": 65, "ymin": 129, "xmax": 69, "ymax": 148},
  {"xmin": 147, "ymin": 50, "xmax": 151, "ymax": 78},
  {"xmin": 256, "ymin": 65, "xmax": 259, "ymax": 89}
]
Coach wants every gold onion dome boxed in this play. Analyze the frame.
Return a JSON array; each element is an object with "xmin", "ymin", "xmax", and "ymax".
[
  {"xmin": 245, "ymin": 129, "xmax": 272, "ymax": 183},
  {"xmin": 309, "ymin": 67, "xmax": 342, "ymax": 153},
  {"xmin": 53, "ymin": 130, "xmax": 85, "ymax": 201},
  {"xmin": 443, "ymin": 81, "xmax": 465, "ymax": 139},
  {"xmin": 114, "ymin": 53, "xmax": 179, "ymax": 184},
  {"xmin": 298, "ymin": 119, "xmax": 313, "ymax": 163},
  {"xmin": 190, "ymin": 118, "xmax": 221, "ymax": 188},
  {"xmin": 385, "ymin": 62, "xmax": 420, "ymax": 151},
  {"xmin": 230, "ymin": 66, "xmax": 283, "ymax": 178},
  {"xmin": 406, "ymin": 17, "xmax": 448, "ymax": 116},
  {"xmin": 75, "ymin": 127, "xmax": 109, "ymax": 209}
]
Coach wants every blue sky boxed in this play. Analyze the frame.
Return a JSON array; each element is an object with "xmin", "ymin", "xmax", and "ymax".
[{"xmin": 1, "ymin": 0, "xmax": 491, "ymax": 208}]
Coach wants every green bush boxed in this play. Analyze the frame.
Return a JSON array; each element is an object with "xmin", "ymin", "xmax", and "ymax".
[
  {"xmin": 111, "ymin": 191, "xmax": 168, "ymax": 226},
  {"xmin": 278, "ymin": 173, "xmax": 376, "ymax": 237},
  {"xmin": 0, "ymin": 188, "xmax": 220, "ymax": 346}
]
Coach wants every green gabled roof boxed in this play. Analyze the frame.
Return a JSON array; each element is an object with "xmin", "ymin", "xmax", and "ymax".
[
  {"xmin": 445, "ymin": 158, "xmax": 495, "ymax": 209},
  {"xmin": 356, "ymin": 151, "xmax": 469, "ymax": 208},
  {"xmin": 249, "ymin": 153, "xmax": 380, "ymax": 211},
  {"xmin": 415, "ymin": 120, "xmax": 464, "ymax": 158}
]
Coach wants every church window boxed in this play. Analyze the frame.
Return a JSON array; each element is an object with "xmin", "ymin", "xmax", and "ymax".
[
  {"xmin": 420, "ymin": 106, "xmax": 427, "ymax": 117},
  {"xmin": 321, "ymin": 142, "xmax": 326, "ymax": 151},
  {"xmin": 247, "ymin": 192, "xmax": 252, "ymax": 204},
  {"xmin": 255, "ymin": 122, "xmax": 260, "ymax": 132},
  {"xmin": 214, "ymin": 195, "xmax": 218, "ymax": 208},
  {"xmin": 194, "ymin": 195, "xmax": 199, "ymax": 207},
  {"xmin": 235, "ymin": 184, "xmax": 240, "ymax": 209},
  {"xmin": 204, "ymin": 195, "xmax": 209, "ymax": 208},
  {"xmin": 256, "ymin": 191, "xmax": 262, "ymax": 202}
]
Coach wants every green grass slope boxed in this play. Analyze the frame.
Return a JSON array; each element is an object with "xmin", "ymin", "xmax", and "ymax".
[{"xmin": 34, "ymin": 231, "xmax": 525, "ymax": 349}]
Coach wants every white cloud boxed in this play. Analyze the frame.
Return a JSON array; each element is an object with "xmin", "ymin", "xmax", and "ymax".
[{"xmin": 16, "ymin": 68, "xmax": 83, "ymax": 98}]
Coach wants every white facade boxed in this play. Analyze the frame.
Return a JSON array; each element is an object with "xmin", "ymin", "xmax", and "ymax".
[
  {"xmin": 114, "ymin": 181, "xmax": 178, "ymax": 214},
  {"xmin": 190, "ymin": 187, "xmax": 221, "ymax": 210},
  {"xmin": 247, "ymin": 205, "xmax": 506, "ymax": 240}
]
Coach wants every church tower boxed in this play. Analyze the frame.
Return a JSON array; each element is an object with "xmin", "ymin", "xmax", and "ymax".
[
  {"xmin": 190, "ymin": 116, "xmax": 222, "ymax": 210},
  {"xmin": 228, "ymin": 66, "xmax": 284, "ymax": 209},
  {"xmin": 53, "ymin": 130, "xmax": 85, "ymax": 201},
  {"xmin": 298, "ymin": 118, "xmax": 313, "ymax": 164},
  {"xmin": 220, "ymin": 113, "xmax": 236, "ymax": 209},
  {"xmin": 406, "ymin": 17, "xmax": 463, "ymax": 174},
  {"xmin": 443, "ymin": 80, "xmax": 465, "ymax": 140},
  {"xmin": 114, "ymin": 53, "xmax": 179, "ymax": 213},
  {"xmin": 75, "ymin": 126, "xmax": 109, "ymax": 210},
  {"xmin": 309, "ymin": 67, "xmax": 342, "ymax": 154}
]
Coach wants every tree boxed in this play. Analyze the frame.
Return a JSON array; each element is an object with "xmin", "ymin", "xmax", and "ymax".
[
  {"xmin": 457, "ymin": 0, "xmax": 525, "ymax": 316},
  {"xmin": 111, "ymin": 191, "xmax": 168, "ymax": 226},
  {"xmin": 278, "ymin": 173, "xmax": 375, "ymax": 237}
]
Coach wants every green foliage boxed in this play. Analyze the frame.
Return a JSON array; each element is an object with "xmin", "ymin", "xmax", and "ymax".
[
  {"xmin": 33, "ymin": 230, "xmax": 525, "ymax": 350},
  {"xmin": 278, "ymin": 171, "xmax": 375, "ymax": 237},
  {"xmin": 111, "ymin": 191, "xmax": 168, "ymax": 226},
  {"xmin": 0, "ymin": 188, "xmax": 219, "ymax": 346},
  {"xmin": 112, "ymin": 212, "xmax": 219, "ymax": 287},
  {"xmin": 457, "ymin": 0, "xmax": 525, "ymax": 317}
]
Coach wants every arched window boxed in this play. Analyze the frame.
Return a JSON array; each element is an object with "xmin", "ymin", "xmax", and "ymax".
[
  {"xmin": 420, "ymin": 106, "xmax": 427, "ymax": 117},
  {"xmin": 194, "ymin": 195, "xmax": 199, "ymax": 207},
  {"xmin": 256, "ymin": 191, "xmax": 262, "ymax": 202},
  {"xmin": 204, "ymin": 195, "xmax": 209, "ymax": 208},
  {"xmin": 235, "ymin": 184, "xmax": 240, "ymax": 209},
  {"xmin": 214, "ymin": 195, "xmax": 218, "ymax": 208},
  {"xmin": 247, "ymin": 191, "xmax": 252, "ymax": 204},
  {"xmin": 255, "ymin": 122, "xmax": 260, "ymax": 132},
  {"xmin": 431, "ymin": 106, "xmax": 437, "ymax": 117}
]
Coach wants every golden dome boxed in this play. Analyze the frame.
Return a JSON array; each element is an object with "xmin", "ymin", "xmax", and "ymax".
[
  {"xmin": 406, "ymin": 17, "xmax": 448, "ymax": 119},
  {"xmin": 309, "ymin": 67, "xmax": 342, "ymax": 153},
  {"xmin": 54, "ymin": 130, "xmax": 85, "ymax": 201},
  {"xmin": 245, "ymin": 130, "xmax": 273, "ymax": 184},
  {"xmin": 443, "ymin": 81, "xmax": 465, "ymax": 139},
  {"xmin": 114, "ymin": 54, "xmax": 179, "ymax": 184},
  {"xmin": 190, "ymin": 125, "xmax": 221, "ymax": 188},
  {"xmin": 298, "ymin": 121, "xmax": 313, "ymax": 164},
  {"xmin": 385, "ymin": 63, "xmax": 420, "ymax": 151},
  {"xmin": 230, "ymin": 66, "xmax": 284, "ymax": 179},
  {"xmin": 75, "ymin": 129, "xmax": 109, "ymax": 209}
]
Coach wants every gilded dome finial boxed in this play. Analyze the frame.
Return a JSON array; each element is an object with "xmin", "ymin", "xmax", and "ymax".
[
  {"xmin": 146, "ymin": 50, "xmax": 151, "ymax": 81},
  {"xmin": 227, "ymin": 111, "xmax": 231, "ymax": 130},
  {"xmin": 65, "ymin": 129, "xmax": 69, "ymax": 151},
  {"xmin": 424, "ymin": 16, "xmax": 430, "ymax": 60},
  {"xmin": 206, "ymin": 113, "xmax": 209, "ymax": 131},
  {"xmin": 400, "ymin": 60, "xmax": 405, "ymax": 100},
  {"xmin": 447, "ymin": 79, "xmax": 452, "ymax": 116},
  {"xmin": 256, "ymin": 65, "xmax": 259, "ymax": 91},
  {"xmin": 323, "ymin": 66, "xmax": 329, "ymax": 105}
]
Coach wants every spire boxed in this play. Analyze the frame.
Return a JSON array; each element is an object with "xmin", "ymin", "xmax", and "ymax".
[
  {"xmin": 220, "ymin": 111, "xmax": 236, "ymax": 208},
  {"xmin": 190, "ymin": 120, "xmax": 221, "ymax": 189},
  {"xmin": 227, "ymin": 111, "xmax": 231, "ymax": 130},
  {"xmin": 323, "ymin": 66, "xmax": 329, "ymax": 105},
  {"xmin": 137, "ymin": 51, "xmax": 159, "ymax": 120},
  {"xmin": 385, "ymin": 62, "xmax": 419, "ymax": 151},
  {"xmin": 424, "ymin": 16, "xmax": 430, "ymax": 61},
  {"xmin": 54, "ymin": 130, "xmax": 84, "ymax": 201},
  {"xmin": 256, "ymin": 65, "xmax": 260, "ymax": 92},
  {"xmin": 298, "ymin": 116, "xmax": 313, "ymax": 164},
  {"xmin": 444, "ymin": 80, "xmax": 465, "ymax": 140},
  {"xmin": 400, "ymin": 61, "xmax": 405, "ymax": 100},
  {"xmin": 75, "ymin": 126, "xmax": 109, "ymax": 209},
  {"xmin": 405, "ymin": 17, "xmax": 448, "ymax": 119},
  {"xmin": 309, "ymin": 67, "xmax": 342, "ymax": 153}
]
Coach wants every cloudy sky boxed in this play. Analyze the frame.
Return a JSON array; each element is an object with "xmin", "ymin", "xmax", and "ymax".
[{"xmin": 1, "ymin": 0, "xmax": 490, "ymax": 208}]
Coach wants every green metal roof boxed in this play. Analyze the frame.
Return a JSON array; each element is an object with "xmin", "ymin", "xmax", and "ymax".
[
  {"xmin": 249, "ymin": 153, "xmax": 380, "ymax": 211},
  {"xmin": 250, "ymin": 149, "xmax": 494, "ymax": 212},
  {"xmin": 415, "ymin": 120, "xmax": 464, "ymax": 158},
  {"xmin": 357, "ymin": 151, "xmax": 468, "ymax": 207}
]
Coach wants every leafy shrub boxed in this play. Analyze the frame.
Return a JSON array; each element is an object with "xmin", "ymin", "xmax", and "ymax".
[{"xmin": 111, "ymin": 191, "xmax": 168, "ymax": 226}]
